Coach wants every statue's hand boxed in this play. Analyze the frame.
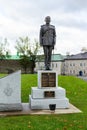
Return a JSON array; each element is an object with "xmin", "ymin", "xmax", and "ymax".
[{"xmin": 52, "ymin": 46, "xmax": 54, "ymax": 49}]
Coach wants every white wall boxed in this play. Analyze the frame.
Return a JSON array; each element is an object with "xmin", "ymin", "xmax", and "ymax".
[
  {"xmin": 64, "ymin": 60, "xmax": 87, "ymax": 76},
  {"xmin": 35, "ymin": 61, "xmax": 62, "ymax": 75}
]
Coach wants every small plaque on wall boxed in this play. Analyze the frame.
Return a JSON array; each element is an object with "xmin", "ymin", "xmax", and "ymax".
[
  {"xmin": 44, "ymin": 91, "xmax": 55, "ymax": 98},
  {"xmin": 41, "ymin": 73, "xmax": 56, "ymax": 87}
]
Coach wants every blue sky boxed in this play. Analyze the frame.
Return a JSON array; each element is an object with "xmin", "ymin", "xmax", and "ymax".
[{"xmin": 0, "ymin": 0, "xmax": 87, "ymax": 55}]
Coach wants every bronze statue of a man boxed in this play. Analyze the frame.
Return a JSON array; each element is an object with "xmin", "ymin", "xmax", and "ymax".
[{"xmin": 40, "ymin": 16, "xmax": 56, "ymax": 70}]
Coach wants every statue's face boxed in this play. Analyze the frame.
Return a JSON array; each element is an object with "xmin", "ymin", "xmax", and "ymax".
[{"xmin": 45, "ymin": 17, "xmax": 51, "ymax": 24}]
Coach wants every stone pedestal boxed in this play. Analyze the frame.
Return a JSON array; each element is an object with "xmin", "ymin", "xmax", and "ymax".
[{"xmin": 29, "ymin": 70, "xmax": 69, "ymax": 110}]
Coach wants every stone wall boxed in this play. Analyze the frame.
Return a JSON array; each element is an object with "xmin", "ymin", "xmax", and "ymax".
[{"xmin": 0, "ymin": 59, "xmax": 30, "ymax": 73}]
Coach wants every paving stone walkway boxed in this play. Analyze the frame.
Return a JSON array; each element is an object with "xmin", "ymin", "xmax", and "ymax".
[{"xmin": 0, "ymin": 103, "xmax": 81, "ymax": 117}]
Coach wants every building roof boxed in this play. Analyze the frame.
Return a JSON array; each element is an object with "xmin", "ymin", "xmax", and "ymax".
[
  {"xmin": 0, "ymin": 54, "xmax": 66, "ymax": 61},
  {"xmin": 66, "ymin": 52, "xmax": 87, "ymax": 60},
  {"xmin": 0, "ymin": 55, "xmax": 20, "ymax": 60},
  {"xmin": 51, "ymin": 54, "xmax": 66, "ymax": 61},
  {"xmin": 5, "ymin": 55, "xmax": 20, "ymax": 60},
  {"xmin": 36, "ymin": 54, "xmax": 66, "ymax": 62}
]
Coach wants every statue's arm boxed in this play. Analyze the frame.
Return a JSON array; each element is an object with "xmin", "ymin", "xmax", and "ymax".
[
  {"xmin": 39, "ymin": 27, "xmax": 43, "ymax": 46},
  {"xmin": 53, "ymin": 27, "xmax": 56, "ymax": 45}
]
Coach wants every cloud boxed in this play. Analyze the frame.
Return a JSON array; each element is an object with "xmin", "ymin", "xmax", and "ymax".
[
  {"xmin": 30, "ymin": 0, "xmax": 87, "ymax": 14},
  {"xmin": 62, "ymin": 0, "xmax": 87, "ymax": 12},
  {"xmin": 0, "ymin": 0, "xmax": 87, "ymax": 54}
]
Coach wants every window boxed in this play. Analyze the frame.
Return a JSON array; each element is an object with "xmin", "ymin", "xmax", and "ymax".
[
  {"xmin": 80, "ymin": 63, "xmax": 82, "ymax": 66},
  {"xmin": 70, "ymin": 70, "xmax": 72, "ymax": 74},
  {"xmin": 70, "ymin": 64, "xmax": 72, "ymax": 66},
  {"xmin": 64, "ymin": 63, "xmax": 65, "ymax": 66},
  {"xmin": 56, "ymin": 63, "xmax": 57, "ymax": 68},
  {"xmin": 52, "ymin": 63, "xmax": 54, "ymax": 68},
  {"xmin": 73, "ymin": 70, "xmax": 75, "ymax": 74},
  {"xmin": 73, "ymin": 63, "xmax": 75, "ymax": 66}
]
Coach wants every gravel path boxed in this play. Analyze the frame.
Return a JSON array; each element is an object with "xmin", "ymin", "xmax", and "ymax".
[{"xmin": 78, "ymin": 76, "xmax": 87, "ymax": 81}]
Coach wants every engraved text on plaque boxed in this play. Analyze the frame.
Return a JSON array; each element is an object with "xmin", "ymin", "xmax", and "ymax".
[
  {"xmin": 44, "ymin": 91, "xmax": 55, "ymax": 98},
  {"xmin": 41, "ymin": 73, "xmax": 56, "ymax": 87}
]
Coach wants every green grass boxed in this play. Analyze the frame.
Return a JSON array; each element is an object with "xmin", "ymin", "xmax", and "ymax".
[{"xmin": 0, "ymin": 74, "xmax": 87, "ymax": 130}]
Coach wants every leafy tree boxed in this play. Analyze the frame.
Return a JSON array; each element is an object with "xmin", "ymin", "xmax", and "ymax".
[
  {"xmin": 0, "ymin": 38, "xmax": 10, "ymax": 59},
  {"xmin": 15, "ymin": 37, "xmax": 40, "ymax": 73},
  {"xmin": 0, "ymin": 43, "xmax": 5, "ymax": 59}
]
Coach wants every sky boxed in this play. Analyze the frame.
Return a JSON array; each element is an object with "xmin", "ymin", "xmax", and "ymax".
[{"xmin": 0, "ymin": 0, "xmax": 87, "ymax": 55}]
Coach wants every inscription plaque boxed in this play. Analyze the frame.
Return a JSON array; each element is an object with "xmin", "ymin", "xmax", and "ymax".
[
  {"xmin": 41, "ymin": 73, "xmax": 56, "ymax": 87},
  {"xmin": 44, "ymin": 91, "xmax": 55, "ymax": 98}
]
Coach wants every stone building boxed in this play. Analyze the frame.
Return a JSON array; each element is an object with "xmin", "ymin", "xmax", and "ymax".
[
  {"xmin": 35, "ymin": 54, "xmax": 66, "ymax": 75},
  {"xmin": 63, "ymin": 52, "xmax": 87, "ymax": 76},
  {"xmin": 1, "ymin": 52, "xmax": 87, "ymax": 76}
]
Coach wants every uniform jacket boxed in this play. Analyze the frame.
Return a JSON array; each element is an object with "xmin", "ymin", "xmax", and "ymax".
[{"xmin": 40, "ymin": 24, "xmax": 56, "ymax": 46}]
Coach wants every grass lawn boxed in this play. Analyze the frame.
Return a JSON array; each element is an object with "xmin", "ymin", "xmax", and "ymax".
[{"xmin": 0, "ymin": 74, "xmax": 87, "ymax": 130}]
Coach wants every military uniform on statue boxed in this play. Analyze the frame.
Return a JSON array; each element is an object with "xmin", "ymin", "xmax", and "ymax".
[{"xmin": 40, "ymin": 16, "xmax": 56, "ymax": 70}]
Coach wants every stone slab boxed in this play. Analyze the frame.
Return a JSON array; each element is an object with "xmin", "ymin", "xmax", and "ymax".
[
  {"xmin": 0, "ymin": 70, "xmax": 22, "ymax": 111},
  {"xmin": 0, "ymin": 103, "xmax": 81, "ymax": 117},
  {"xmin": 0, "ymin": 70, "xmax": 22, "ymax": 103},
  {"xmin": 0, "ymin": 103, "xmax": 22, "ymax": 112},
  {"xmin": 29, "ymin": 95, "xmax": 69, "ymax": 109},
  {"xmin": 31, "ymin": 87, "xmax": 66, "ymax": 99}
]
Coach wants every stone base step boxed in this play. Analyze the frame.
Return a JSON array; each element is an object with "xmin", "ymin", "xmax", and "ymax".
[
  {"xmin": 29, "ymin": 95, "xmax": 69, "ymax": 110},
  {"xmin": 31, "ymin": 87, "xmax": 66, "ymax": 99}
]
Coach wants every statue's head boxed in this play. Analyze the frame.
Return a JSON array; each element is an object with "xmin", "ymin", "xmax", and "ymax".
[{"xmin": 45, "ymin": 16, "xmax": 51, "ymax": 24}]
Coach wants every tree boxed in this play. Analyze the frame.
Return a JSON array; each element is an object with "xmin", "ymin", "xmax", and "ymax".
[
  {"xmin": 0, "ymin": 43, "xmax": 5, "ymax": 59},
  {"xmin": 15, "ymin": 37, "xmax": 40, "ymax": 73},
  {"xmin": 0, "ymin": 38, "xmax": 10, "ymax": 59}
]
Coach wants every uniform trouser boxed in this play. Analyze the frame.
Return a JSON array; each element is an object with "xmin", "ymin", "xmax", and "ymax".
[{"xmin": 43, "ymin": 46, "xmax": 53, "ymax": 69}]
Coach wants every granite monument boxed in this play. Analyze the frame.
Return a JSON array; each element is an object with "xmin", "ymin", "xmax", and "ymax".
[{"xmin": 0, "ymin": 71, "xmax": 22, "ymax": 111}]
